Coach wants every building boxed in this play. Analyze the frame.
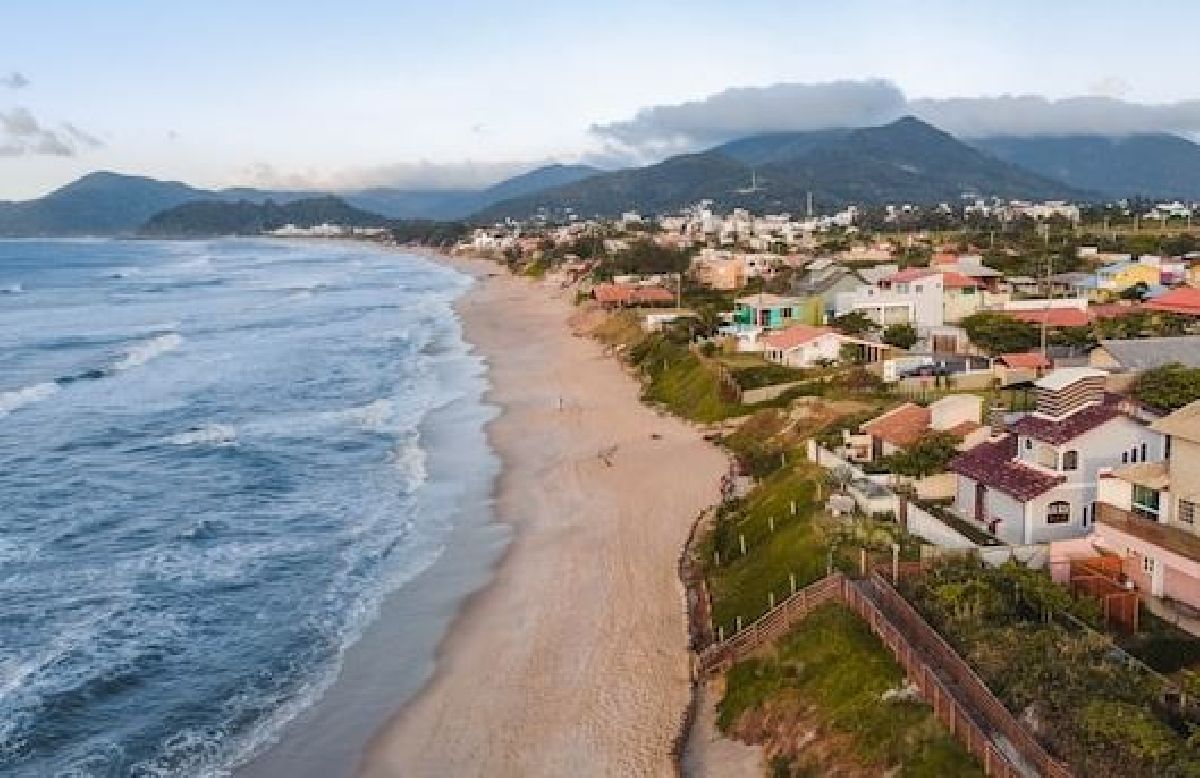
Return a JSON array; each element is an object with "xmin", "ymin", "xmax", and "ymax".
[
  {"xmin": 846, "ymin": 394, "xmax": 986, "ymax": 462},
  {"xmin": 593, "ymin": 283, "xmax": 676, "ymax": 308},
  {"xmin": 759, "ymin": 325, "xmax": 886, "ymax": 368},
  {"xmin": 733, "ymin": 293, "xmax": 816, "ymax": 329},
  {"xmin": 1090, "ymin": 260, "xmax": 1161, "ymax": 297},
  {"xmin": 834, "ymin": 268, "xmax": 984, "ymax": 331},
  {"xmin": 789, "ymin": 259, "xmax": 868, "ymax": 317},
  {"xmin": 1090, "ymin": 400, "xmax": 1200, "ymax": 616},
  {"xmin": 1145, "ymin": 287, "xmax": 1200, "ymax": 318},
  {"xmin": 1089, "ymin": 336, "xmax": 1200, "ymax": 373},
  {"xmin": 948, "ymin": 368, "xmax": 1163, "ymax": 544}
]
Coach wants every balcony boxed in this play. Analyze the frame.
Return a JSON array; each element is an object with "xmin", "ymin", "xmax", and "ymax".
[{"xmin": 1095, "ymin": 502, "xmax": 1200, "ymax": 565}]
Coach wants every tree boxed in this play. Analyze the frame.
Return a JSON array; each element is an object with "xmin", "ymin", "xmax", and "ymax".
[
  {"xmin": 1132, "ymin": 363, "xmax": 1200, "ymax": 413},
  {"xmin": 961, "ymin": 312, "xmax": 1040, "ymax": 355},
  {"xmin": 838, "ymin": 342, "xmax": 863, "ymax": 365},
  {"xmin": 881, "ymin": 431, "xmax": 962, "ymax": 477},
  {"xmin": 832, "ymin": 311, "xmax": 876, "ymax": 335},
  {"xmin": 1120, "ymin": 282, "xmax": 1150, "ymax": 301},
  {"xmin": 882, "ymin": 322, "xmax": 918, "ymax": 350}
]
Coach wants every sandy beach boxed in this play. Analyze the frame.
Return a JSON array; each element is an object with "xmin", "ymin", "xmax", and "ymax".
[{"xmin": 357, "ymin": 258, "xmax": 728, "ymax": 777}]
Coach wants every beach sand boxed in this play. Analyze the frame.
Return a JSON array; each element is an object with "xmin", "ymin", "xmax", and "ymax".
[{"xmin": 357, "ymin": 259, "xmax": 728, "ymax": 777}]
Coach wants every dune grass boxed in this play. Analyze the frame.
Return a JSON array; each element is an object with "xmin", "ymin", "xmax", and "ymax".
[{"xmin": 719, "ymin": 603, "xmax": 984, "ymax": 777}]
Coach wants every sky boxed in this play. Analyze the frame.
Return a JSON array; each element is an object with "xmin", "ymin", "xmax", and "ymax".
[{"xmin": 4, "ymin": 0, "xmax": 1200, "ymax": 199}]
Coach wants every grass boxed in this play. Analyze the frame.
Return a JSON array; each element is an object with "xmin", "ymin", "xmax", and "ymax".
[
  {"xmin": 718, "ymin": 604, "xmax": 984, "ymax": 777},
  {"xmin": 641, "ymin": 346, "xmax": 743, "ymax": 423}
]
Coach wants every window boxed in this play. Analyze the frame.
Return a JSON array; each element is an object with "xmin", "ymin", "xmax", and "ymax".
[
  {"xmin": 1180, "ymin": 500, "xmax": 1197, "ymax": 525},
  {"xmin": 1141, "ymin": 442, "xmax": 1148, "ymax": 462},
  {"xmin": 1131, "ymin": 447, "xmax": 1139, "ymax": 463},
  {"xmin": 1024, "ymin": 438, "xmax": 1033, "ymax": 451},
  {"xmin": 1143, "ymin": 555, "xmax": 1156, "ymax": 575},
  {"xmin": 1132, "ymin": 485, "xmax": 1161, "ymax": 520},
  {"xmin": 1122, "ymin": 452, "xmax": 1129, "ymax": 464},
  {"xmin": 1047, "ymin": 501, "xmax": 1071, "ymax": 524},
  {"xmin": 781, "ymin": 307, "xmax": 792, "ymax": 319},
  {"xmin": 915, "ymin": 284, "xmax": 924, "ymax": 292},
  {"xmin": 1062, "ymin": 450, "xmax": 1079, "ymax": 471}
]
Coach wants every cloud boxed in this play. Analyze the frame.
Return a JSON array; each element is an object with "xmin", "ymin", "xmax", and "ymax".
[
  {"xmin": 240, "ymin": 159, "xmax": 544, "ymax": 191},
  {"xmin": 0, "ymin": 107, "xmax": 104, "ymax": 157},
  {"xmin": 591, "ymin": 79, "xmax": 1200, "ymax": 158},
  {"xmin": 1, "ymin": 72, "xmax": 29, "ymax": 89}
]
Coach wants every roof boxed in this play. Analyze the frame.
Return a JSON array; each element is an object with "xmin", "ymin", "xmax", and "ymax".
[
  {"xmin": 735, "ymin": 292, "xmax": 802, "ymax": 308},
  {"xmin": 759, "ymin": 325, "xmax": 836, "ymax": 351},
  {"xmin": 1012, "ymin": 400, "xmax": 1122, "ymax": 445},
  {"xmin": 1152, "ymin": 399, "xmax": 1200, "ymax": 444},
  {"xmin": 885, "ymin": 267, "xmax": 934, "ymax": 284},
  {"xmin": 594, "ymin": 283, "xmax": 674, "ymax": 305},
  {"xmin": 997, "ymin": 351, "xmax": 1051, "ymax": 370},
  {"xmin": 1098, "ymin": 336, "xmax": 1200, "ymax": 371},
  {"xmin": 1035, "ymin": 367, "xmax": 1108, "ymax": 391},
  {"xmin": 1097, "ymin": 503, "xmax": 1200, "ymax": 565},
  {"xmin": 861, "ymin": 402, "xmax": 931, "ymax": 448},
  {"xmin": 1007, "ymin": 275, "xmax": 1038, "ymax": 285},
  {"xmin": 1145, "ymin": 287, "xmax": 1200, "ymax": 317},
  {"xmin": 949, "ymin": 435, "xmax": 1066, "ymax": 501},
  {"xmin": 941, "ymin": 271, "xmax": 984, "ymax": 289},
  {"xmin": 1001, "ymin": 304, "xmax": 1140, "ymax": 328}
]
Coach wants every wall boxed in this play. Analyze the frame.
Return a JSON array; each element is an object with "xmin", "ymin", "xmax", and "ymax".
[{"xmin": 1168, "ymin": 437, "xmax": 1200, "ymax": 537}]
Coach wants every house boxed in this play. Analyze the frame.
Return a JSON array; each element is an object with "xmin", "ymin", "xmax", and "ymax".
[
  {"xmin": 1089, "ymin": 336, "xmax": 1200, "ymax": 372},
  {"xmin": 1145, "ymin": 287, "xmax": 1200, "ymax": 318},
  {"xmin": 948, "ymin": 368, "xmax": 1163, "ymax": 545},
  {"xmin": 1091, "ymin": 261, "xmax": 1161, "ymax": 297},
  {"xmin": 1005, "ymin": 275, "xmax": 1041, "ymax": 296},
  {"xmin": 834, "ymin": 268, "xmax": 983, "ymax": 331},
  {"xmin": 847, "ymin": 394, "xmax": 986, "ymax": 462},
  {"xmin": 789, "ymin": 260, "xmax": 868, "ymax": 318},
  {"xmin": 593, "ymin": 283, "xmax": 676, "ymax": 308},
  {"xmin": 994, "ymin": 351, "xmax": 1052, "ymax": 385},
  {"xmin": 1089, "ymin": 400, "xmax": 1200, "ymax": 617},
  {"xmin": 733, "ymin": 293, "xmax": 817, "ymax": 329},
  {"xmin": 690, "ymin": 249, "xmax": 782, "ymax": 290},
  {"xmin": 759, "ymin": 325, "xmax": 887, "ymax": 368}
]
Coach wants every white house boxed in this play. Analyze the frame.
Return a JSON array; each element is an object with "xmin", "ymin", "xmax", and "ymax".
[
  {"xmin": 834, "ymin": 268, "xmax": 983, "ymax": 332},
  {"xmin": 758, "ymin": 325, "xmax": 886, "ymax": 368},
  {"xmin": 948, "ymin": 368, "xmax": 1163, "ymax": 545}
]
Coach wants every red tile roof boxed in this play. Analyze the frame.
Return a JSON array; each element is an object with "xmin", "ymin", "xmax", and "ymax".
[
  {"xmin": 949, "ymin": 435, "xmax": 1066, "ymax": 501},
  {"xmin": 1011, "ymin": 399, "xmax": 1122, "ymax": 444},
  {"xmin": 593, "ymin": 283, "xmax": 674, "ymax": 305},
  {"xmin": 760, "ymin": 325, "xmax": 835, "ymax": 351},
  {"xmin": 862, "ymin": 402, "xmax": 931, "ymax": 448},
  {"xmin": 885, "ymin": 267, "xmax": 934, "ymax": 284},
  {"xmin": 941, "ymin": 271, "xmax": 984, "ymax": 289},
  {"xmin": 1000, "ymin": 304, "xmax": 1141, "ymax": 328},
  {"xmin": 997, "ymin": 351, "xmax": 1051, "ymax": 370},
  {"xmin": 1145, "ymin": 287, "xmax": 1200, "ymax": 317}
]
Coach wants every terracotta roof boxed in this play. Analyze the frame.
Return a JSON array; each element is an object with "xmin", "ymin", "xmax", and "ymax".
[
  {"xmin": 1145, "ymin": 287, "xmax": 1200, "ymax": 316},
  {"xmin": 1011, "ymin": 399, "xmax": 1122, "ymax": 444},
  {"xmin": 941, "ymin": 271, "xmax": 983, "ymax": 289},
  {"xmin": 997, "ymin": 352, "xmax": 1051, "ymax": 370},
  {"xmin": 759, "ymin": 325, "xmax": 835, "ymax": 351},
  {"xmin": 885, "ymin": 267, "xmax": 934, "ymax": 284},
  {"xmin": 949, "ymin": 435, "xmax": 1066, "ymax": 501},
  {"xmin": 1000, "ymin": 304, "xmax": 1140, "ymax": 328},
  {"xmin": 593, "ymin": 283, "xmax": 674, "ymax": 305},
  {"xmin": 944, "ymin": 420, "xmax": 983, "ymax": 437},
  {"xmin": 862, "ymin": 402, "xmax": 931, "ymax": 448}
]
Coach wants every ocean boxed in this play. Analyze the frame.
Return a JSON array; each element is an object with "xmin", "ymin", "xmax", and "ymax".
[{"xmin": 0, "ymin": 239, "xmax": 498, "ymax": 776}]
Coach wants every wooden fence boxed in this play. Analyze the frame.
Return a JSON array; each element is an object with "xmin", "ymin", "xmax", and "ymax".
[{"xmin": 694, "ymin": 569, "xmax": 1074, "ymax": 777}]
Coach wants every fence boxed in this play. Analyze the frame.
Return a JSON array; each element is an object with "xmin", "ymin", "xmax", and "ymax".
[
  {"xmin": 695, "ymin": 568, "xmax": 1073, "ymax": 777},
  {"xmin": 696, "ymin": 573, "xmax": 846, "ymax": 674},
  {"xmin": 852, "ymin": 572, "xmax": 1072, "ymax": 778}
]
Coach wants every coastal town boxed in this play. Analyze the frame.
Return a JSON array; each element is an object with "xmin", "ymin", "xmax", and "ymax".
[{"xmin": 441, "ymin": 196, "xmax": 1200, "ymax": 777}]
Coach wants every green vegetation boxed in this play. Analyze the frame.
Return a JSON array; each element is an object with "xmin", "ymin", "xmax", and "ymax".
[
  {"xmin": 729, "ymin": 362, "xmax": 808, "ymax": 390},
  {"xmin": 140, "ymin": 196, "xmax": 392, "ymax": 237},
  {"xmin": 902, "ymin": 559, "xmax": 1200, "ymax": 777},
  {"xmin": 882, "ymin": 322, "xmax": 918, "ymax": 350},
  {"xmin": 718, "ymin": 604, "xmax": 984, "ymax": 777},
  {"xmin": 1132, "ymin": 362, "xmax": 1200, "ymax": 413},
  {"xmin": 878, "ymin": 431, "xmax": 961, "ymax": 478},
  {"xmin": 831, "ymin": 310, "xmax": 876, "ymax": 335},
  {"xmin": 960, "ymin": 312, "xmax": 1040, "ymax": 355}
]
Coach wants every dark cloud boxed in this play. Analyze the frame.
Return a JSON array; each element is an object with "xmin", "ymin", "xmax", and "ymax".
[
  {"xmin": 1, "ymin": 72, "xmax": 29, "ymax": 89},
  {"xmin": 591, "ymin": 80, "xmax": 1200, "ymax": 159},
  {"xmin": 0, "ymin": 107, "xmax": 104, "ymax": 157}
]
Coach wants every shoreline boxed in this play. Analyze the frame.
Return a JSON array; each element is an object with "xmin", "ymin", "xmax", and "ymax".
[{"xmin": 356, "ymin": 255, "xmax": 729, "ymax": 776}]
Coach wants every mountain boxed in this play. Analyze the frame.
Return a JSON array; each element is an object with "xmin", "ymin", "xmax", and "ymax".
[
  {"xmin": 973, "ymin": 133, "xmax": 1200, "ymax": 200},
  {"xmin": 139, "ymin": 196, "xmax": 392, "ymax": 237},
  {"xmin": 0, "ymin": 172, "xmax": 321, "ymax": 237},
  {"xmin": 341, "ymin": 164, "xmax": 601, "ymax": 219},
  {"xmin": 476, "ymin": 117, "xmax": 1089, "ymax": 220},
  {"xmin": 0, "ymin": 164, "xmax": 602, "ymax": 236}
]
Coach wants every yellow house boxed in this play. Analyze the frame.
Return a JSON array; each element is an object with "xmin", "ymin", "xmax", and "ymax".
[{"xmin": 1093, "ymin": 261, "xmax": 1160, "ymax": 296}]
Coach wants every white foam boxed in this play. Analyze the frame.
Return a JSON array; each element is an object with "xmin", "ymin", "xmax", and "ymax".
[
  {"xmin": 165, "ymin": 424, "xmax": 237, "ymax": 446},
  {"xmin": 0, "ymin": 382, "xmax": 60, "ymax": 417},
  {"xmin": 111, "ymin": 332, "xmax": 183, "ymax": 371},
  {"xmin": 390, "ymin": 436, "xmax": 428, "ymax": 492}
]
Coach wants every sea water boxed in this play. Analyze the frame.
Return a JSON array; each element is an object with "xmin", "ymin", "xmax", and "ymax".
[{"xmin": 0, "ymin": 239, "xmax": 490, "ymax": 775}]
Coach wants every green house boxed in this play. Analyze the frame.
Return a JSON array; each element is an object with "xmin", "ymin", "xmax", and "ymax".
[{"xmin": 733, "ymin": 293, "xmax": 823, "ymax": 328}]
